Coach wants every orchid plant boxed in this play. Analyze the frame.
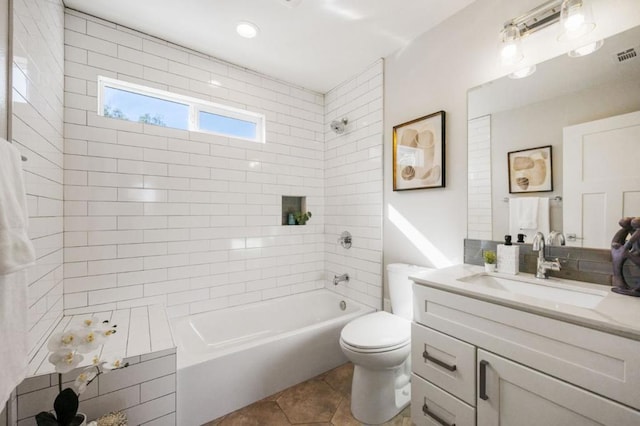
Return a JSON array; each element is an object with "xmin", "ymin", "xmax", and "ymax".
[{"xmin": 36, "ymin": 317, "xmax": 128, "ymax": 426}]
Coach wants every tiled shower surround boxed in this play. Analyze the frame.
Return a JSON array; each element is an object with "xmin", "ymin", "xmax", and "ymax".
[{"xmin": 62, "ymin": 9, "xmax": 384, "ymax": 316}]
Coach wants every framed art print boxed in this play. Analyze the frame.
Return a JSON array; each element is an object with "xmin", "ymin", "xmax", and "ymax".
[
  {"xmin": 508, "ymin": 145, "xmax": 553, "ymax": 193},
  {"xmin": 393, "ymin": 110, "xmax": 445, "ymax": 191}
]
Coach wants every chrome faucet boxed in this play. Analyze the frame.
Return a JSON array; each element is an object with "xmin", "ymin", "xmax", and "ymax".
[
  {"xmin": 333, "ymin": 273, "xmax": 349, "ymax": 285},
  {"xmin": 532, "ymin": 232, "xmax": 561, "ymax": 279},
  {"xmin": 546, "ymin": 231, "xmax": 566, "ymax": 247}
]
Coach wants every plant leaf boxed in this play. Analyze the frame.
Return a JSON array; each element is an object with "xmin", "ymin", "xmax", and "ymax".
[
  {"xmin": 54, "ymin": 388, "xmax": 79, "ymax": 426},
  {"xmin": 35, "ymin": 411, "xmax": 59, "ymax": 426}
]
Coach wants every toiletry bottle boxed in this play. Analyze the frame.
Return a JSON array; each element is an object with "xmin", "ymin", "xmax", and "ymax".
[{"xmin": 497, "ymin": 235, "xmax": 519, "ymax": 275}]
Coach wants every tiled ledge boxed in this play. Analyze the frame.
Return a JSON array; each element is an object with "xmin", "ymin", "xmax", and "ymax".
[{"xmin": 27, "ymin": 304, "xmax": 174, "ymax": 377}]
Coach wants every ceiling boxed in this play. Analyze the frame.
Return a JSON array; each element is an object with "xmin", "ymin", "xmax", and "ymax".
[{"xmin": 63, "ymin": 0, "xmax": 475, "ymax": 93}]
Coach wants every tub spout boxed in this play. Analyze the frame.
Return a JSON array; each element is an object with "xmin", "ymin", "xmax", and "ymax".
[{"xmin": 333, "ymin": 273, "xmax": 349, "ymax": 285}]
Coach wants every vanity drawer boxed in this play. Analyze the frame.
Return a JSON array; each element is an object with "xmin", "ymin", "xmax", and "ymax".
[
  {"xmin": 412, "ymin": 323, "xmax": 476, "ymax": 406},
  {"xmin": 411, "ymin": 373, "xmax": 475, "ymax": 426}
]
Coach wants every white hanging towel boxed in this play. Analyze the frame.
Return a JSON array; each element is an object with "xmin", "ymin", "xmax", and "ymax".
[
  {"xmin": 0, "ymin": 140, "xmax": 35, "ymax": 274},
  {"xmin": 0, "ymin": 140, "xmax": 34, "ymax": 408},
  {"xmin": 509, "ymin": 197, "xmax": 550, "ymax": 242},
  {"xmin": 0, "ymin": 271, "xmax": 28, "ymax": 409}
]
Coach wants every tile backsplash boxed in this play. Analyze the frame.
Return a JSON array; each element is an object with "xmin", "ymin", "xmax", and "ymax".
[{"xmin": 464, "ymin": 238, "xmax": 618, "ymax": 286}]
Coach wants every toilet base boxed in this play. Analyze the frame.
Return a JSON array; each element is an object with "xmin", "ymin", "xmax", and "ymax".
[{"xmin": 350, "ymin": 362, "xmax": 411, "ymax": 424}]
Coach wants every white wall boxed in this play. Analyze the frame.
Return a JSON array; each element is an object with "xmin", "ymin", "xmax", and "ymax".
[
  {"xmin": 62, "ymin": 10, "xmax": 326, "ymax": 316},
  {"xmin": 383, "ymin": 0, "xmax": 640, "ymax": 273},
  {"xmin": 324, "ymin": 60, "xmax": 384, "ymax": 309},
  {"xmin": 12, "ymin": 0, "xmax": 65, "ymax": 355}
]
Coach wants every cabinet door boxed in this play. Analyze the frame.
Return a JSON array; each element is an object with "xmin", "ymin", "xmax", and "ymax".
[{"xmin": 477, "ymin": 350, "xmax": 640, "ymax": 426}]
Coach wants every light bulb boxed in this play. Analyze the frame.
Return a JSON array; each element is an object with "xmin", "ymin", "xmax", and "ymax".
[
  {"xmin": 500, "ymin": 24, "xmax": 523, "ymax": 66},
  {"xmin": 559, "ymin": 0, "xmax": 595, "ymax": 40}
]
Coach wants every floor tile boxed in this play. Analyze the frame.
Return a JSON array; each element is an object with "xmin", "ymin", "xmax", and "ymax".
[
  {"xmin": 203, "ymin": 363, "xmax": 412, "ymax": 426},
  {"xmin": 277, "ymin": 378, "xmax": 342, "ymax": 424},
  {"xmin": 216, "ymin": 401, "xmax": 291, "ymax": 426}
]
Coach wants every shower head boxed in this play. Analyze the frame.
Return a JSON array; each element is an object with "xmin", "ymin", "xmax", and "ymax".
[{"xmin": 330, "ymin": 118, "xmax": 348, "ymax": 134}]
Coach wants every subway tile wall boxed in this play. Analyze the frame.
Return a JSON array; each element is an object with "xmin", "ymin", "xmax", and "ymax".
[
  {"xmin": 324, "ymin": 60, "xmax": 384, "ymax": 308},
  {"xmin": 12, "ymin": 0, "xmax": 65, "ymax": 355},
  {"xmin": 467, "ymin": 116, "xmax": 492, "ymax": 240},
  {"xmin": 15, "ymin": 349, "xmax": 176, "ymax": 426},
  {"xmin": 63, "ymin": 9, "xmax": 328, "ymax": 316}
]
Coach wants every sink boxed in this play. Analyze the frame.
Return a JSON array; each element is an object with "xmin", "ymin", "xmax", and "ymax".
[{"xmin": 457, "ymin": 273, "xmax": 608, "ymax": 309}]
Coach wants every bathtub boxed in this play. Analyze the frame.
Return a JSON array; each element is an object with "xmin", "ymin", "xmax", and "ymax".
[{"xmin": 171, "ymin": 289, "xmax": 374, "ymax": 426}]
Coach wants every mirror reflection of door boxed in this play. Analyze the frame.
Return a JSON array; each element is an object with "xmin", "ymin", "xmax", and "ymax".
[{"xmin": 563, "ymin": 111, "xmax": 640, "ymax": 247}]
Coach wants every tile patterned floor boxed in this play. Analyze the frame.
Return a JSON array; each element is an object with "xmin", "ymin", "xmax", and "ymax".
[{"xmin": 205, "ymin": 363, "xmax": 412, "ymax": 426}]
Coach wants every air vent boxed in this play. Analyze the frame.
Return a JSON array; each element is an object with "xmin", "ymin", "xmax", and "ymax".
[{"xmin": 616, "ymin": 48, "xmax": 637, "ymax": 63}]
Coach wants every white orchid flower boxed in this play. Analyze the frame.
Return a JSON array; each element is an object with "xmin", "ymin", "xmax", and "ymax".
[
  {"xmin": 46, "ymin": 330, "xmax": 80, "ymax": 352},
  {"xmin": 75, "ymin": 328, "xmax": 106, "ymax": 353},
  {"xmin": 48, "ymin": 350, "xmax": 84, "ymax": 374},
  {"xmin": 74, "ymin": 369, "xmax": 97, "ymax": 394},
  {"xmin": 80, "ymin": 316, "xmax": 101, "ymax": 328},
  {"xmin": 102, "ymin": 357, "xmax": 126, "ymax": 371}
]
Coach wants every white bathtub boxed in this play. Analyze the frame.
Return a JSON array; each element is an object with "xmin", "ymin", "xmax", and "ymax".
[{"xmin": 171, "ymin": 289, "xmax": 374, "ymax": 426}]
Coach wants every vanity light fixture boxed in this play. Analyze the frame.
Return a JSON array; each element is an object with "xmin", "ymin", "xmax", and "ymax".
[
  {"xmin": 559, "ymin": 0, "xmax": 595, "ymax": 41},
  {"xmin": 236, "ymin": 21, "xmax": 259, "ymax": 39},
  {"xmin": 500, "ymin": 0, "xmax": 602, "ymax": 73},
  {"xmin": 499, "ymin": 24, "xmax": 524, "ymax": 66}
]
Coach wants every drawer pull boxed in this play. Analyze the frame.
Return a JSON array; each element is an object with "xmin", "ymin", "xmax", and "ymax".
[
  {"xmin": 423, "ymin": 350, "xmax": 457, "ymax": 372},
  {"xmin": 479, "ymin": 359, "xmax": 489, "ymax": 401},
  {"xmin": 422, "ymin": 403, "xmax": 455, "ymax": 426}
]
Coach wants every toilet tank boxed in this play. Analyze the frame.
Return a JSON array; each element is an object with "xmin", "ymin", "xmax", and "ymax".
[{"xmin": 387, "ymin": 263, "xmax": 432, "ymax": 320}]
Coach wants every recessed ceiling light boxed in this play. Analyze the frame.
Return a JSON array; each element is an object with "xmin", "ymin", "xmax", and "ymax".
[{"xmin": 236, "ymin": 21, "xmax": 259, "ymax": 39}]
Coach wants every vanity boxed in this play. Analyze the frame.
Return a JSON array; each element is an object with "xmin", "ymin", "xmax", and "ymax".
[{"xmin": 409, "ymin": 264, "xmax": 640, "ymax": 425}]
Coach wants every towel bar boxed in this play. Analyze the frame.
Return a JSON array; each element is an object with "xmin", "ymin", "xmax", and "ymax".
[{"xmin": 503, "ymin": 195, "xmax": 562, "ymax": 202}]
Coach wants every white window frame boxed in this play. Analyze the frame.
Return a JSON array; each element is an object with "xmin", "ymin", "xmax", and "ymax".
[{"xmin": 97, "ymin": 76, "xmax": 265, "ymax": 143}]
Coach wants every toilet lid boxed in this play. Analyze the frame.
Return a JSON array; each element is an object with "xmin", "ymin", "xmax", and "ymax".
[{"xmin": 341, "ymin": 311, "xmax": 410, "ymax": 350}]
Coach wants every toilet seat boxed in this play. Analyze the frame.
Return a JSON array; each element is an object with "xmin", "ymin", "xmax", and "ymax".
[{"xmin": 340, "ymin": 311, "xmax": 410, "ymax": 352}]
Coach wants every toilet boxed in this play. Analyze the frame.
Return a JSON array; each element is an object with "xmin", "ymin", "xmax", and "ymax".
[{"xmin": 339, "ymin": 263, "xmax": 431, "ymax": 424}]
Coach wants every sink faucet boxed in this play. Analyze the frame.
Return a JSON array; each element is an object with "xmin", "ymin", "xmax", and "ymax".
[
  {"xmin": 546, "ymin": 231, "xmax": 566, "ymax": 246},
  {"xmin": 333, "ymin": 273, "xmax": 349, "ymax": 285},
  {"xmin": 532, "ymin": 232, "xmax": 561, "ymax": 279}
]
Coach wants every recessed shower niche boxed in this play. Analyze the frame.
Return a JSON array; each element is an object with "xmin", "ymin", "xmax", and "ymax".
[{"xmin": 281, "ymin": 196, "xmax": 306, "ymax": 225}]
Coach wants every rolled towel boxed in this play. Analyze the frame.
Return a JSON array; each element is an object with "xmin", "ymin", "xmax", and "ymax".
[{"xmin": 0, "ymin": 140, "xmax": 35, "ymax": 275}]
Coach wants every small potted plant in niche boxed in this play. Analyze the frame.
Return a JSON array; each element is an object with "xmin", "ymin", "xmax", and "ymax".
[
  {"xmin": 294, "ymin": 211, "xmax": 312, "ymax": 225},
  {"xmin": 483, "ymin": 250, "xmax": 497, "ymax": 273},
  {"xmin": 36, "ymin": 317, "xmax": 128, "ymax": 426}
]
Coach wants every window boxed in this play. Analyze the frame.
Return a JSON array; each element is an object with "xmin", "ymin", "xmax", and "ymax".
[{"xmin": 98, "ymin": 76, "xmax": 265, "ymax": 143}]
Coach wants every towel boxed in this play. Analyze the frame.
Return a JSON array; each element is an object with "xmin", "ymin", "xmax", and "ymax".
[
  {"xmin": 509, "ymin": 197, "xmax": 550, "ymax": 242},
  {"xmin": 0, "ymin": 270, "xmax": 29, "ymax": 409},
  {"xmin": 0, "ymin": 140, "xmax": 35, "ymax": 274}
]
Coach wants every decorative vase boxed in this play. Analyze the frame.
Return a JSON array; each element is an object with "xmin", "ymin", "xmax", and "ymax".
[
  {"xmin": 73, "ymin": 413, "xmax": 87, "ymax": 426},
  {"xmin": 484, "ymin": 263, "xmax": 495, "ymax": 273},
  {"xmin": 287, "ymin": 213, "xmax": 295, "ymax": 225}
]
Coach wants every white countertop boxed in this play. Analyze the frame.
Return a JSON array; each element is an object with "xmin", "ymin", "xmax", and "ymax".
[{"xmin": 410, "ymin": 264, "xmax": 640, "ymax": 341}]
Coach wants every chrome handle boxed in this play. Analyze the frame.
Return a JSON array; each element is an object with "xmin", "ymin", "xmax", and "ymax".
[
  {"xmin": 422, "ymin": 403, "xmax": 455, "ymax": 426},
  {"xmin": 479, "ymin": 360, "xmax": 489, "ymax": 401},
  {"xmin": 423, "ymin": 350, "xmax": 457, "ymax": 372}
]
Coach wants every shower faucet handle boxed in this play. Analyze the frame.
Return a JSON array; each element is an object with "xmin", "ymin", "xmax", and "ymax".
[{"xmin": 338, "ymin": 231, "xmax": 352, "ymax": 249}]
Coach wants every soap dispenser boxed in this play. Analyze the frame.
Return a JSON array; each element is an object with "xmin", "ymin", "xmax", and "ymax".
[{"xmin": 497, "ymin": 235, "xmax": 519, "ymax": 275}]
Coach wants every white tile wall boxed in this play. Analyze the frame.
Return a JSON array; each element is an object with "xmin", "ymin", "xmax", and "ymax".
[
  {"xmin": 63, "ymin": 10, "xmax": 327, "ymax": 316},
  {"xmin": 324, "ymin": 60, "xmax": 384, "ymax": 309},
  {"xmin": 12, "ymin": 0, "xmax": 65, "ymax": 356},
  {"xmin": 15, "ymin": 349, "xmax": 176, "ymax": 426},
  {"xmin": 467, "ymin": 115, "xmax": 492, "ymax": 240}
]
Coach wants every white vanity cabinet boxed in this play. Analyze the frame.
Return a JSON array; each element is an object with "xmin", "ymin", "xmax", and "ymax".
[{"xmin": 411, "ymin": 280, "xmax": 640, "ymax": 426}]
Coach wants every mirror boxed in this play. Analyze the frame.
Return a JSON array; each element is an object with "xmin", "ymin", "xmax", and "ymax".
[{"xmin": 468, "ymin": 25, "xmax": 640, "ymax": 249}]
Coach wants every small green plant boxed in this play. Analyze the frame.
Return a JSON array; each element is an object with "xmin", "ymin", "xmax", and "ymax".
[
  {"xmin": 483, "ymin": 250, "xmax": 497, "ymax": 264},
  {"xmin": 294, "ymin": 211, "xmax": 312, "ymax": 225}
]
